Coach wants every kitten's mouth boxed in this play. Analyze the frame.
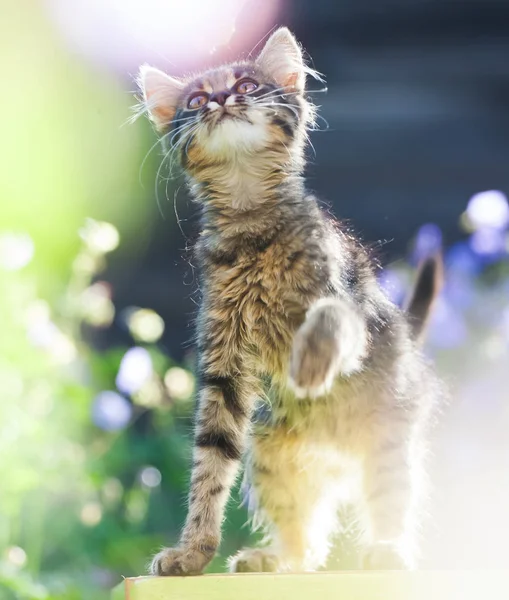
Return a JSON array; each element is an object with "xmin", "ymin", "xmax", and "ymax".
[
  {"xmin": 218, "ymin": 113, "xmax": 235, "ymax": 122},
  {"xmin": 213, "ymin": 109, "xmax": 251, "ymax": 125}
]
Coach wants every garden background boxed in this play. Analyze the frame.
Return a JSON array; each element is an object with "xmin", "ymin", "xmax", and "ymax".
[{"xmin": 1, "ymin": 1, "xmax": 509, "ymax": 598}]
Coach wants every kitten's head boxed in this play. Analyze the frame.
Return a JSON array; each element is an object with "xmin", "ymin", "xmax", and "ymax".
[{"xmin": 136, "ymin": 28, "xmax": 317, "ymax": 171}]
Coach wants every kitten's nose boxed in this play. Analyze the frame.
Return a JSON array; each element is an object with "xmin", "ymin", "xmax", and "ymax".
[{"xmin": 209, "ymin": 91, "xmax": 231, "ymax": 106}]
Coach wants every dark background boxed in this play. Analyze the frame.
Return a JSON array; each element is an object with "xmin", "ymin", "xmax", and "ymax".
[{"xmin": 107, "ymin": 0, "xmax": 509, "ymax": 360}]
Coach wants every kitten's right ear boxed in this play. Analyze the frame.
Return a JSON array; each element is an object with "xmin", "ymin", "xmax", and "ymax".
[
  {"xmin": 256, "ymin": 27, "xmax": 306, "ymax": 92},
  {"xmin": 138, "ymin": 65, "xmax": 185, "ymax": 131}
]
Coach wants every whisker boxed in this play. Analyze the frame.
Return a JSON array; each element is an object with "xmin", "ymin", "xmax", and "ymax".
[
  {"xmin": 155, "ymin": 124, "xmax": 197, "ymax": 211},
  {"xmin": 123, "ymin": 101, "xmax": 147, "ymax": 127},
  {"xmin": 253, "ymin": 90, "xmax": 297, "ymax": 105},
  {"xmin": 247, "ymin": 26, "xmax": 279, "ymax": 59},
  {"xmin": 253, "ymin": 86, "xmax": 290, "ymax": 101},
  {"xmin": 303, "ymin": 129, "xmax": 317, "ymax": 159},
  {"xmin": 278, "ymin": 138, "xmax": 294, "ymax": 163},
  {"xmin": 168, "ymin": 119, "xmax": 199, "ymax": 150},
  {"xmin": 183, "ymin": 130, "xmax": 198, "ymax": 165},
  {"xmin": 138, "ymin": 129, "xmax": 174, "ymax": 188},
  {"xmin": 154, "ymin": 146, "xmax": 172, "ymax": 219},
  {"xmin": 171, "ymin": 114, "xmax": 200, "ymax": 125},
  {"xmin": 173, "ymin": 184, "xmax": 187, "ymax": 239},
  {"xmin": 167, "ymin": 122, "xmax": 201, "ymax": 176},
  {"xmin": 310, "ymin": 112, "xmax": 330, "ymax": 131},
  {"xmin": 255, "ymin": 102, "xmax": 300, "ymax": 120},
  {"xmin": 307, "ymin": 85, "xmax": 328, "ymax": 94}
]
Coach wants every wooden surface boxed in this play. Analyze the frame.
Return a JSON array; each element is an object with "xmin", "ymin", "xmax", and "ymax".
[{"xmin": 112, "ymin": 571, "xmax": 508, "ymax": 600}]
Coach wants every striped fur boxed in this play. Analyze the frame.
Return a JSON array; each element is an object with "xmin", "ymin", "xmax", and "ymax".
[{"xmin": 137, "ymin": 28, "xmax": 442, "ymax": 576}]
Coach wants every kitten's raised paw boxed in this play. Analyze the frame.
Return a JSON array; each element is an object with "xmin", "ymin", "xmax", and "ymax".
[
  {"xmin": 229, "ymin": 549, "xmax": 280, "ymax": 573},
  {"xmin": 362, "ymin": 542, "xmax": 406, "ymax": 570},
  {"xmin": 289, "ymin": 299, "xmax": 367, "ymax": 398},
  {"xmin": 289, "ymin": 324, "xmax": 338, "ymax": 399},
  {"xmin": 150, "ymin": 545, "xmax": 213, "ymax": 576}
]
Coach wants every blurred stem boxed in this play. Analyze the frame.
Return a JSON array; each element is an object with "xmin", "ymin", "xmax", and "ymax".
[{"xmin": 24, "ymin": 495, "xmax": 46, "ymax": 576}]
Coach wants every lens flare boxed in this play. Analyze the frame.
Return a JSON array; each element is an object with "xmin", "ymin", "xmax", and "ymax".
[{"xmin": 44, "ymin": 0, "xmax": 281, "ymax": 73}]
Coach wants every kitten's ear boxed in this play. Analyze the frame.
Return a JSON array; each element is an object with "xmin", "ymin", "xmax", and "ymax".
[
  {"xmin": 138, "ymin": 65, "xmax": 185, "ymax": 131},
  {"xmin": 256, "ymin": 27, "xmax": 306, "ymax": 92}
]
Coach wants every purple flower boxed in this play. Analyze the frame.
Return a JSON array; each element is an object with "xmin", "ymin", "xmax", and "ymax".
[
  {"xmin": 378, "ymin": 268, "xmax": 406, "ymax": 306},
  {"xmin": 466, "ymin": 190, "xmax": 509, "ymax": 231},
  {"xmin": 115, "ymin": 347, "xmax": 153, "ymax": 395},
  {"xmin": 446, "ymin": 241, "xmax": 483, "ymax": 276},
  {"xmin": 469, "ymin": 227, "xmax": 507, "ymax": 262},
  {"xmin": 412, "ymin": 223, "xmax": 442, "ymax": 265},
  {"xmin": 427, "ymin": 298, "xmax": 468, "ymax": 348},
  {"xmin": 92, "ymin": 391, "xmax": 132, "ymax": 431},
  {"xmin": 443, "ymin": 274, "xmax": 476, "ymax": 310}
]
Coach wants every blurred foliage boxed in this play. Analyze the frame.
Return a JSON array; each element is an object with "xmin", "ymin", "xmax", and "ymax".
[
  {"xmin": 0, "ymin": 1, "xmax": 161, "ymax": 299},
  {"xmin": 0, "ymin": 221, "xmax": 257, "ymax": 599}
]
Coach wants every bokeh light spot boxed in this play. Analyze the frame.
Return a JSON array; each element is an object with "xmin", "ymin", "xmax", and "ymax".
[
  {"xmin": 116, "ymin": 347, "xmax": 153, "ymax": 395},
  {"xmin": 164, "ymin": 366, "xmax": 195, "ymax": 401},
  {"xmin": 5, "ymin": 546, "xmax": 27, "ymax": 568},
  {"xmin": 125, "ymin": 308, "xmax": 165, "ymax": 343},
  {"xmin": 139, "ymin": 466, "xmax": 162, "ymax": 488},
  {"xmin": 466, "ymin": 190, "xmax": 509, "ymax": 231},
  {"xmin": 81, "ymin": 282, "xmax": 115, "ymax": 328},
  {"xmin": 102, "ymin": 478, "xmax": 124, "ymax": 505},
  {"xmin": 80, "ymin": 502, "xmax": 103, "ymax": 527},
  {"xmin": 132, "ymin": 377, "xmax": 163, "ymax": 408},
  {"xmin": 92, "ymin": 391, "xmax": 132, "ymax": 431},
  {"xmin": 79, "ymin": 219, "xmax": 119, "ymax": 254},
  {"xmin": 0, "ymin": 232, "xmax": 34, "ymax": 271}
]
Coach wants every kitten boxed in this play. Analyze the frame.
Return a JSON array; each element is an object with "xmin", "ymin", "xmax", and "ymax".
[{"xmin": 136, "ymin": 27, "xmax": 443, "ymax": 575}]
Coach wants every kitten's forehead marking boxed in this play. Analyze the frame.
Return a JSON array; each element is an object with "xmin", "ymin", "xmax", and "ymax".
[
  {"xmin": 211, "ymin": 69, "xmax": 232, "ymax": 93},
  {"xmin": 226, "ymin": 70, "xmax": 237, "ymax": 89},
  {"xmin": 191, "ymin": 66, "xmax": 255, "ymax": 96}
]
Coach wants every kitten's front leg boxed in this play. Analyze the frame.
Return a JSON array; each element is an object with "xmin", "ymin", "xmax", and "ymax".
[
  {"xmin": 289, "ymin": 298, "xmax": 368, "ymax": 398},
  {"xmin": 151, "ymin": 366, "xmax": 255, "ymax": 576}
]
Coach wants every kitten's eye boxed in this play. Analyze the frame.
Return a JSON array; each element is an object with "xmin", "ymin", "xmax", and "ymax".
[
  {"xmin": 235, "ymin": 79, "xmax": 258, "ymax": 94},
  {"xmin": 188, "ymin": 93, "xmax": 209, "ymax": 110}
]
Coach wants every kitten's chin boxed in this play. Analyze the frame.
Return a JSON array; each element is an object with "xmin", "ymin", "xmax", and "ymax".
[{"xmin": 199, "ymin": 112, "xmax": 269, "ymax": 158}]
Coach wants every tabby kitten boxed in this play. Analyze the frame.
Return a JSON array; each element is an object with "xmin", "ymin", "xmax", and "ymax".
[{"xmin": 137, "ymin": 27, "xmax": 442, "ymax": 575}]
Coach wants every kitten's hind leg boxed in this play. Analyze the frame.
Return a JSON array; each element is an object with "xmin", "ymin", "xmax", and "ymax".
[
  {"xmin": 289, "ymin": 298, "xmax": 368, "ymax": 398},
  {"xmin": 360, "ymin": 425, "xmax": 419, "ymax": 570},
  {"xmin": 229, "ymin": 429, "xmax": 340, "ymax": 573}
]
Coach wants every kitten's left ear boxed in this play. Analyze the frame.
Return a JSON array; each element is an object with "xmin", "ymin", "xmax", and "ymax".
[
  {"xmin": 256, "ymin": 27, "xmax": 306, "ymax": 92},
  {"xmin": 138, "ymin": 65, "xmax": 185, "ymax": 131}
]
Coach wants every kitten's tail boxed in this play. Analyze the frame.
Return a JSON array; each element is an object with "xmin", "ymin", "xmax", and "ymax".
[{"xmin": 405, "ymin": 254, "xmax": 443, "ymax": 342}]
